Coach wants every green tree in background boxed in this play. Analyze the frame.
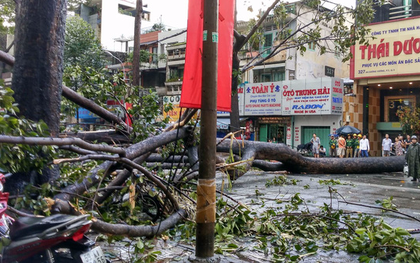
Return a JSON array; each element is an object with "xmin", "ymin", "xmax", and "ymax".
[
  {"xmin": 397, "ymin": 106, "xmax": 420, "ymax": 136},
  {"xmin": 145, "ymin": 22, "xmax": 166, "ymax": 33},
  {"xmin": 0, "ymin": 0, "xmax": 15, "ymax": 34},
  {"xmin": 64, "ymin": 15, "xmax": 106, "ymax": 70}
]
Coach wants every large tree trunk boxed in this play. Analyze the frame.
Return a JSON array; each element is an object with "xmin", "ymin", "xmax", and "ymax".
[
  {"xmin": 10, "ymin": 0, "xmax": 67, "ymax": 187},
  {"xmin": 217, "ymin": 140, "xmax": 405, "ymax": 178},
  {"xmin": 12, "ymin": 0, "xmax": 66, "ymax": 137}
]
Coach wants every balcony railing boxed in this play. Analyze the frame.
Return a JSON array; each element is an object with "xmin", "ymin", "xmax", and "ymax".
[{"xmin": 389, "ymin": 5, "xmax": 412, "ymax": 20}]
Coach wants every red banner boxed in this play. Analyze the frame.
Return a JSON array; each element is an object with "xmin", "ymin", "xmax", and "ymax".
[{"xmin": 179, "ymin": 0, "xmax": 234, "ymax": 112}]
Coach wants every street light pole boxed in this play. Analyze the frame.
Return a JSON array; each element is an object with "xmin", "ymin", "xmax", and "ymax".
[{"xmin": 196, "ymin": 0, "xmax": 218, "ymax": 259}]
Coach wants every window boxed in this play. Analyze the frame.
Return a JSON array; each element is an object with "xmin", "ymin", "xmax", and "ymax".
[
  {"xmin": 152, "ymin": 47, "xmax": 158, "ymax": 63},
  {"xmin": 261, "ymin": 34, "xmax": 273, "ymax": 58},
  {"xmin": 264, "ymin": 34, "xmax": 273, "ymax": 47},
  {"xmin": 118, "ymin": 4, "xmax": 135, "ymax": 17},
  {"xmin": 308, "ymin": 42, "xmax": 316, "ymax": 51},
  {"xmin": 254, "ymin": 68, "xmax": 285, "ymax": 82},
  {"xmin": 384, "ymin": 95, "xmax": 416, "ymax": 122}
]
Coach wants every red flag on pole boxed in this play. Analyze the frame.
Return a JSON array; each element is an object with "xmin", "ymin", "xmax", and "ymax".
[{"xmin": 179, "ymin": 0, "xmax": 235, "ymax": 112}]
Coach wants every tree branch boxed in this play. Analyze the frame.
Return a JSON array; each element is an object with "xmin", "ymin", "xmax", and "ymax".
[
  {"xmin": 0, "ymin": 50, "xmax": 132, "ymax": 133},
  {"xmin": 0, "ymin": 135, "xmax": 126, "ymax": 155}
]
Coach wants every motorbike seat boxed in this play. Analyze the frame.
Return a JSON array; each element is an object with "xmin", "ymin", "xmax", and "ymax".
[{"xmin": 10, "ymin": 214, "xmax": 80, "ymax": 240}]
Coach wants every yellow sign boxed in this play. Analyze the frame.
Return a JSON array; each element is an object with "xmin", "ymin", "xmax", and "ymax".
[
  {"xmin": 163, "ymin": 95, "xmax": 199, "ymax": 122},
  {"xmin": 352, "ymin": 17, "xmax": 420, "ymax": 79},
  {"xmin": 163, "ymin": 95, "xmax": 182, "ymax": 122}
]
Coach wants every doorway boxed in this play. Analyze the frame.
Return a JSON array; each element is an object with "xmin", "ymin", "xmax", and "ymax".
[{"xmin": 259, "ymin": 124, "xmax": 285, "ymax": 143}]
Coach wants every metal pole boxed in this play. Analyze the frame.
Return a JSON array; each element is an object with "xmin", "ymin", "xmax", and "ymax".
[{"xmin": 196, "ymin": 0, "xmax": 218, "ymax": 259}]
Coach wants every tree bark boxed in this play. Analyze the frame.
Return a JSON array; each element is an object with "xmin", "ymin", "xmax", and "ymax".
[
  {"xmin": 52, "ymin": 127, "xmax": 191, "ymax": 211},
  {"xmin": 63, "ymin": 130, "xmax": 131, "ymax": 144},
  {"xmin": 12, "ymin": 0, "xmax": 66, "ymax": 137},
  {"xmin": 217, "ymin": 140, "xmax": 405, "ymax": 177},
  {"xmin": 132, "ymin": 0, "xmax": 143, "ymax": 87},
  {"xmin": 91, "ymin": 209, "xmax": 187, "ymax": 237},
  {"xmin": 10, "ymin": 0, "xmax": 67, "ymax": 186}
]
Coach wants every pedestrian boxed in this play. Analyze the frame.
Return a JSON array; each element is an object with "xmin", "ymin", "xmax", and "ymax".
[
  {"xmin": 311, "ymin": 133, "xmax": 320, "ymax": 158},
  {"xmin": 272, "ymin": 137, "xmax": 276, "ymax": 144},
  {"xmin": 329, "ymin": 135, "xmax": 337, "ymax": 157},
  {"xmin": 319, "ymin": 145, "xmax": 326, "ymax": 157},
  {"xmin": 405, "ymin": 135, "xmax": 420, "ymax": 182},
  {"xmin": 346, "ymin": 134, "xmax": 353, "ymax": 158},
  {"xmin": 382, "ymin": 134, "xmax": 392, "ymax": 157},
  {"xmin": 403, "ymin": 134, "xmax": 412, "ymax": 153},
  {"xmin": 353, "ymin": 134, "xmax": 361, "ymax": 158},
  {"xmin": 337, "ymin": 134, "xmax": 346, "ymax": 158},
  {"xmin": 359, "ymin": 134, "xmax": 370, "ymax": 157},
  {"xmin": 394, "ymin": 137, "xmax": 403, "ymax": 156}
]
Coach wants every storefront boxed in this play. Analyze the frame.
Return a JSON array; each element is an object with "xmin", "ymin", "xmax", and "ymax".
[
  {"xmin": 350, "ymin": 16, "xmax": 420, "ymax": 156},
  {"xmin": 255, "ymin": 116, "xmax": 291, "ymax": 143},
  {"xmin": 241, "ymin": 77, "xmax": 344, "ymax": 151}
]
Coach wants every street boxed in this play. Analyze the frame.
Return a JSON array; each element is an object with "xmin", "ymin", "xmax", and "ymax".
[{"xmin": 101, "ymin": 170, "xmax": 420, "ymax": 262}]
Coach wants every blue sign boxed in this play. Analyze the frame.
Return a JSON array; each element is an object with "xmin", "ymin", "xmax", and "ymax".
[{"xmin": 77, "ymin": 108, "xmax": 97, "ymax": 119}]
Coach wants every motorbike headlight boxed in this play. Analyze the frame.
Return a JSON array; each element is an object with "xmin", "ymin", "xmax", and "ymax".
[{"xmin": 0, "ymin": 182, "xmax": 3, "ymax": 192}]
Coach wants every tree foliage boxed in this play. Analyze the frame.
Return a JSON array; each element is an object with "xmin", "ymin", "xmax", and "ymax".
[
  {"xmin": 145, "ymin": 22, "xmax": 166, "ymax": 33},
  {"xmin": 64, "ymin": 15, "xmax": 106, "ymax": 71},
  {"xmin": 0, "ymin": 88, "xmax": 55, "ymax": 173},
  {"xmin": 0, "ymin": 0, "xmax": 15, "ymax": 34},
  {"xmin": 396, "ymin": 106, "xmax": 420, "ymax": 136}
]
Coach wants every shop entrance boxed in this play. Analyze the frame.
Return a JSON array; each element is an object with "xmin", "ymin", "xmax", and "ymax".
[
  {"xmin": 259, "ymin": 124, "xmax": 285, "ymax": 143},
  {"xmin": 301, "ymin": 126, "xmax": 330, "ymax": 156}
]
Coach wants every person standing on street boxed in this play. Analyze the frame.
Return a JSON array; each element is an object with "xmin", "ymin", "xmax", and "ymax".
[
  {"xmin": 395, "ymin": 136, "xmax": 404, "ymax": 156},
  {"xmin": 311, "ymin": 133, "xmax": 320, "ymax": 158},
  {"xmin": 403, "ymin": 134, "xmax": 412, "ymax": 154},
  {"xmin": 382, "ymin": 134, "xmax": 392, "ymax": 157},
  {"xmin": 359, "ymin": 134, "xmax": 370, "ymax": 157},
  {"xmin": 338, "ymin": 134, "xmax": 346, "ymax": 158},
  {"xmin": 346, "ymin": 134, "xmax": 353, "ymax": 158},
  {"xmin": 353, "ymin": 134, "xmax": 361, "ymax": 158},
  {"xmin": 329, "ymin": 135, "xmax": 337, "ymax": 157},
  {"xmin": 405, "ymin": 135, "xmax": 420, "ymax": 182}
]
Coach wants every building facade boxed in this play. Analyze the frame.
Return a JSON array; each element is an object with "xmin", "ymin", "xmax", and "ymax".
[
  {"xmin": 349, "ymin": 0, "xmax": 420, "ymax": 156},
  {"xmin": 235, "ymin": 2, "xmax": 350, "ymax": 150},
  {"xmin": 78, "ymin": 0, "xmax": 151, "ymax": 53}
]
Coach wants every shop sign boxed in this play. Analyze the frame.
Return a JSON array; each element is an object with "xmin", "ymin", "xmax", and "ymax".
[
  {"xmin": 294, "ymin": 126, "xmax": 300, "ymax": 143},
  {"xmin": 244, "ymin": 82, "xmax": 282, "ymax": 116},
  {"xmin": 281, "ymin": 78, "xmax": 343, "ymax": 115},
  {"xmin": 352, "ymin": 17, "xmax": 420, "ymax": 79},
  {"xmin": 259, "ymin": 117, "xmax": 290, "ymax": 124},
  {"xmin": 331, "ymin": 79, "xmax": 344, "ymax": 114},
  {"xmin": 163, "ymin": 95, "xmax": 181, "ymax": 122}
]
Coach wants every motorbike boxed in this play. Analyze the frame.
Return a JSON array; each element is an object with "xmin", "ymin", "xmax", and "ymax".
[{"xmin": 0, "ymin": 173, "xmax": 107, "ymax": 263}]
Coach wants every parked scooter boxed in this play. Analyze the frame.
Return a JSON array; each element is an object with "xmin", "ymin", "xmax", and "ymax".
[{"xmin": 0, "ymin": 173, "xmax": 107, "ymax": 263}]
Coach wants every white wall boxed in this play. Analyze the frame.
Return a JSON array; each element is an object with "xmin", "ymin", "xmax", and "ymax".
[
  {"xmin": 101, "ymin": 0, "xmax": 136, "ymax": 52},
  {"xmin": 293, "ymin": 115, "xmax": 342, "ymax": 146}
]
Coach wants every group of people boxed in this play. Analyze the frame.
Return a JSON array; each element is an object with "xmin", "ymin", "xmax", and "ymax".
[
  {"xmin": 382, "ymin": 134, "xmax": 413, "ymax": 157},
  {"xmin": 325, "ymin": 133, "xmax": 370, "ymax": 158}
]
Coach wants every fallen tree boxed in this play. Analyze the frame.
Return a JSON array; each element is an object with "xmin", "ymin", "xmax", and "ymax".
[{"xmin": 216, "ymin": 139, "xmax": 405, "ymax": 178}]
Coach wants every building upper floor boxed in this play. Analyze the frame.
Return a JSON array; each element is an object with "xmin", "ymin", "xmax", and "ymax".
[
  {"xmin": 366, "ymin": 0, "xmax": 420, "ymax": 22},
  {"xmin": 78, "ymin": 0, "xmax": 151, "ymax": 52}
]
